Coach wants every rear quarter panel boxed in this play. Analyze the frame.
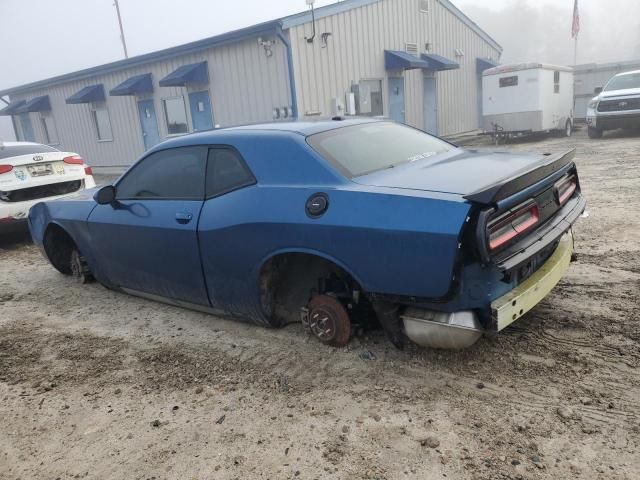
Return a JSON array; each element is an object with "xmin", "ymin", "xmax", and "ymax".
[{"xmin": 197, "ymin": 132, "xmax": 470, "ymax": 321}]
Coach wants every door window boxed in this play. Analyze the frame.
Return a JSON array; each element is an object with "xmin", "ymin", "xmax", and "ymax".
[
  {"xmin": 116, "ymin": 146, "xmax": 206, "ymax": 200},
  {"xmin": 206, "ymin": 148, "xmax": 256, "ymax": 198}
]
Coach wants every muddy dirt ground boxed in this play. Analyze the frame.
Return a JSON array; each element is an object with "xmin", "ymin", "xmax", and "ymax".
[{"xmin": 1, "ymin": 126, "xmax": 638, "ymax": 480}]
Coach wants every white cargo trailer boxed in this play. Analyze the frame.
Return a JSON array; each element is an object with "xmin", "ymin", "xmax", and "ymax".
[{"xmin": 482, "ymin": 63, "xmax": 574, "ymax": 140}]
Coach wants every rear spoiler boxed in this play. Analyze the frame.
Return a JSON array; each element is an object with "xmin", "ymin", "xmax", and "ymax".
[{"xmin": 464, "ymin": 149, "xmax": 576, "ymax": 205}]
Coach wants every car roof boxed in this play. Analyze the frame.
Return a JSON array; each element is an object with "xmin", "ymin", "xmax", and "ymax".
[
  {"xmin": 153, "ymin": 117, "xmax": 386, "ymax": 152},
  {"xmin": 0, "ymin": 141, "xmax": 43, "ymax": 147},
  {"xmin": 614, "ymin": 69, "xmax": 640, "ymax": 77}
]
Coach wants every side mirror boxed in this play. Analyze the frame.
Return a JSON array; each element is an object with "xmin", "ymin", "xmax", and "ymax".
[
  {"xmin": 94, "ymin": 185, "xmax": 116, "ymax": 205},
  {"xmin": 594, "ymin": 86, "xmax": 603, "ymax": 95}
]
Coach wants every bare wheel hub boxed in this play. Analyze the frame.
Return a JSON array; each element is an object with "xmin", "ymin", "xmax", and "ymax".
[
  {"xmin": 309, "ymin": 306, "xmax": 338, "ymax": 341},
  {"xmin": 302, "ymin": 295, "xmax": 352, "ymax": 347}
]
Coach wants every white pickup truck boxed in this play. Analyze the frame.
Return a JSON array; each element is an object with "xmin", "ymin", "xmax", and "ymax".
[{"xmin": 586, "ymin": 69, "xmax": 640, "ymax": 139}]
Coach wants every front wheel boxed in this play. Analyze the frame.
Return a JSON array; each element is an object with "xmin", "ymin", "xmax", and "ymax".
[
  {"xmin": 70, "ymin": 249, "xmax": 94, "ymax": 284},
  {"xmin": 588, "ymin": 126, "xmax": 603, "ymax": 139}
]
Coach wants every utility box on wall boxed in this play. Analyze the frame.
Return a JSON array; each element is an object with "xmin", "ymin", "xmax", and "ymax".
[{"xmin": 330, "ymin": 97, "xmax": 345, "ymax": 116}]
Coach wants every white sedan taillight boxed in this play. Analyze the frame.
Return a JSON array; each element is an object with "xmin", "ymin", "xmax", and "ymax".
[{"xmin": 63, "ymin": 155, "xmax": 93, "ymax": 176}]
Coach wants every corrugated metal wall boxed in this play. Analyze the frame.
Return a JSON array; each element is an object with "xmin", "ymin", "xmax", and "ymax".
[
  {"xmin": 574, "ymin": 60, "xmax": 640, "ymax": 119},
  {"xmin": 288, "ymin": 0, "xmax": 500, "ymax": 136},
  {"xmin": 10, "ymin": 37, "xmax": 291, "ymax": 167}
]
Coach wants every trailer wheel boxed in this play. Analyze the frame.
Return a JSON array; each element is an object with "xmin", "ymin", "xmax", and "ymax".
[
  {"xmin": 564, "ymin": 120, "xmax": 572, "ymax": 137},
  {"xmin": 588, "ymin": 126, "xmax": 603, "ymax": 139}
]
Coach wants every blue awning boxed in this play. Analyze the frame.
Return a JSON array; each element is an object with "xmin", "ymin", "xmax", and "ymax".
[
  {"xmin": 16, "ymin": 95, "xmax": 51, "ymax": 113},
  {"xmin": 385, "ymin": 50, "xmax": 431, "ymax": 71},
  {"xmin": 0, "ymin": 100, "xmax": 26, "ymax": 116},
  {"xmin": 110, "ymin": 73, "xmax": 153, "ymax": 96},
  {"xmin": 159, "ymin": 61, "xmax": 208, "ymax": 87},
  {"xmin": 477, "ymin": 57, "xmax": 500, "ymax": 74},
  {"xmin": 66, "ymin": 84, "xmax": 105, "ymax": 104},
  {"xmin": 421, "ymin": 54, "xmax": 460, "ymax": 71}
]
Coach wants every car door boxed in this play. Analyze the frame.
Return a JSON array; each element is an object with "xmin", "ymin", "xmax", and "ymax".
[
  {"xmin": 88, "ymin": 146, "xmax": 210, "ymax": 306},
  {"xmin": 197, "ymin": 147, "xmax": 257, "ymax": 314}
]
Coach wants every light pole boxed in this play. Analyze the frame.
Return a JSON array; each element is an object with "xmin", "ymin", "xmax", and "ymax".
[{"xmin": 113, "ymin": 0, "xmax": 129, "ymax": 58}]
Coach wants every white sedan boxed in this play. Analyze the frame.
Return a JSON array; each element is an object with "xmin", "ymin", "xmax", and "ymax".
[{"xmin": 0, "ymin": 141, "xmax": 95, "ymax": 232}]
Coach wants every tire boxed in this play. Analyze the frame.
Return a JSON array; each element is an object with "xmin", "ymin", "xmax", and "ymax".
[
  {"xmin": 305, "ymin": 295, "xmax": 352, "ymax": 347},
  {"xmin": 564, "ymin": 120, "xmax": 572, "ymax": 137},
  {"xmin": 588, "ymin": 126, "xmax": 603, "ymax": 139}
]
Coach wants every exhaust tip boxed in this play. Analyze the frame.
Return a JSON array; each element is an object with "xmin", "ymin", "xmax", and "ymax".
[{"xmin": 401, "ymin": 308, "xmax": 483, "ymax": 350}]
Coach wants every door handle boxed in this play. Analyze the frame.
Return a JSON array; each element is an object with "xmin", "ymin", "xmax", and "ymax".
[{"xmin": 175, "ymin": 212, "xmax": 193, "ymax": 224}]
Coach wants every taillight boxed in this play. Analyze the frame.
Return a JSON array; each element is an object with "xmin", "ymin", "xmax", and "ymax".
[
  {"xmin": 0, "ymin": 165, "xmax": 13, "ymax": 175},
  {"xmin": 555, "ymin": 174, "xmax": 577, "ymax": 205},
  {"xmin": 488, "ymin": 201, "xmax": 540, "ymax": 251},
  {"xmin": 63, "ymin": 155, "xmax": 84, "ymax": 165},
  {"xmin": 84, "ymin": 166, "xmax": 93, "ymax": 176}
]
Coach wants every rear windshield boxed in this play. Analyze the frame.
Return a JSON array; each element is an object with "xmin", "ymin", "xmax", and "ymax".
[
  {"xmin": 307, "ymin": 122, "xmax": 454, "ymax": 177},
  {"xmin": 604, "ymin": 72, "xmax": 640, "ymax": 92},
  {"xmin": 0, "ymin": 144, "xmax": 59, "ymax": 160}
]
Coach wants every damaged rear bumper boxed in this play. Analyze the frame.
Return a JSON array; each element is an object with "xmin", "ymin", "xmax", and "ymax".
[
  {"xmin": 491, "ymin": 230, "xmax": 573, "ymax": 331},
  {"xmin": 401, "ymin": 231, "xmax": 574, "ymax": 349}
]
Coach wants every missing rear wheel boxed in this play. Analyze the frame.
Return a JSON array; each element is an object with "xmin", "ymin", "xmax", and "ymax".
[{"xmin": 303, "ymin": 295, "xmax": 352, "ymax": 347}]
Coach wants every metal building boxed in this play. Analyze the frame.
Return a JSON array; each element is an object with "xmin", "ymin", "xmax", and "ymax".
[
  {"xmin": 574, "ymin": 59, "xmax": 640, "ymax": 120},
  {"xmin": 0, "ymin": 0, "xmax": 501, "ymax": 170}
]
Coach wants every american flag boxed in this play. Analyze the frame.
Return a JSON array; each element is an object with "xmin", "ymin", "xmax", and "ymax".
[{"xmin": 571, "ymin": 0, "xmax": 580, "ymax": 38}]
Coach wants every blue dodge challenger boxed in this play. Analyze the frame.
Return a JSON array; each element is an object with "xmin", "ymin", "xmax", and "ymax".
[{"xmin": 28, "ymin": 119, "xmax": 586, "ymax": 349}]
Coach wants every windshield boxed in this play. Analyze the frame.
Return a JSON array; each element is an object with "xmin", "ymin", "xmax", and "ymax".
[
  {"xmin": 603, "ymin": 72, "xmax": 640, "ymax": 92},
  {"xmin": 307, "ymin": 122, "xmax": 455, "ymax": 178},
  {"xmin": 0, "ymin": 144, "xmax": 59, "ymax": 160}
]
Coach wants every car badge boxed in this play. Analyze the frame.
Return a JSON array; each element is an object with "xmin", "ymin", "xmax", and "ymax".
[
  {"xmin": 14, "ymin": 170, "xmax": 27, "ymax": 181},
  {"xmin": 619, "ymin": 101, "xmax": 628, "ymax": 107},
  {"xmin": 33, "ymin": 155, "xmax": 44, "ymax": 162}
]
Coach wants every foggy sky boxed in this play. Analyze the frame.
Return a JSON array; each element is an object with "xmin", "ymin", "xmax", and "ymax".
[
  {"xmin": 459, "ymin": 0, "xmax": 640, "ymax": 66},
  {"xmin": 2, "ymin": 0, "xmax": 638, "ymax": 140}
]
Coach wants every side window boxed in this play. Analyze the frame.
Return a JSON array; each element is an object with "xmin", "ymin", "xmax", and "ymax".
[
  {"xmin": 206, "ymin": 148, "xmax": 256, "ymax": 198},
  {"xmin": 554, "ymin": 70, "xmax": 560, "ymax": 94},
  {"xmin": 91, "ymin": 104, "xmax": 113, "ymax": 141},
  {"xmin": 116, "ymin": 146, "xmax": 206, "ymax": 200},
  {"xmin": 499, "ymin": 76, "xmax": 518, "ymax": 88}
]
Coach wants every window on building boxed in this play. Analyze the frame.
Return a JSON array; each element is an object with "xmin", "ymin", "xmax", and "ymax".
[
  {"xmin": 420, "ymin": 0, "xmax": 429, "ymax": 13},
  {"xmin": 206, "ymin": 148, "xmax": 256, "ymax": 198},
  {"xmin": 554, "ymin": 70, "xmax": 560, "ymax": 94},
  {"xmin": 40, "ymin": 113, "xmax": 59, "ymax": 145},
  {"xmin": 354, "ymin": 79, "xmax": 384, "ymax": 117},
  {"xmin": 116, "ymin": 146, "xmax": 206, "ymax": 200},
  {"xmin": 499, "ymin": 76, "xmax": 518, "ymax": 88},
  {"xmin": 17, "ymin": 114, "xmax": 35, "ymax": 142},
  {"xmin": 90, "ymin": 104, "xmax": 113, "ymax": 141},
  {"xmin": 163, "ymin": 97, "xmax": 189, "ymax": 135}
]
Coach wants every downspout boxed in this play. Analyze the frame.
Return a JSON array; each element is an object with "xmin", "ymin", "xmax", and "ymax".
[{"xmin": 276, "ymin": 24, "xmax": 299, "ymax": 119}]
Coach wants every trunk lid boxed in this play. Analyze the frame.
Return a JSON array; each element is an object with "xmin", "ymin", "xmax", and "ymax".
[
  {"xmin": 0, "ymin": 151, "xmax": 87, "ymax": 191},
  {"xmin": 353, "ymin": 149, "xmax": 575, "ymax": 205}
]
